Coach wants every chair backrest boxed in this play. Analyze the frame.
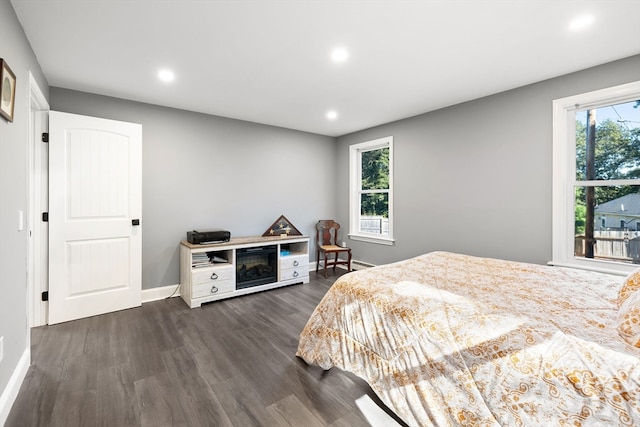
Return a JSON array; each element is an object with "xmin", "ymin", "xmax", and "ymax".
[{"xmin": 316, "ymin": 220, "xmax": 341, "ymax": 246}]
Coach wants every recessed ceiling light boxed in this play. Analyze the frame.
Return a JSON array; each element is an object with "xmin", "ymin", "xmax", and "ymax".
[
  {"xmin": 327, "ymin": 110, "xmax": 338, "ymax": 120},
  {"xmin": 330, "ymin": 47, "xmax": 349, "ymax": 63},
  {"xmin": 569, "ymin": 14, "xmax": 595, "ymax": 31},
  {"xmin": 158, "ymin": 69, "xmax": 175, "ymax": 83}
]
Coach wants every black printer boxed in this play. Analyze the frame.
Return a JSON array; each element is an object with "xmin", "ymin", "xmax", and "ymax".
[{"xmin": 187, "ymin": 229, "xmax": 231, "ymax": 244}]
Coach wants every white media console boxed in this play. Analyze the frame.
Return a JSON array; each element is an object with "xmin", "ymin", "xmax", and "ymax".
[{"xmin": 179, "ymin": 235, "xmax": 310, "ymax": 308}]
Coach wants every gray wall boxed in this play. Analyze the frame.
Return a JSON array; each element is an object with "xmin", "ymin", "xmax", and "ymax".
[
  {"xmin": 336, "ymin": 55, "xmax": 640, "ymax": 267},
  {"xmin": 50, "ymin": 88, "xmax": 337, "ymax": 291},
  {"xmin": 0, "ymin": 0, "xmax": 49, "ymax": 410}
]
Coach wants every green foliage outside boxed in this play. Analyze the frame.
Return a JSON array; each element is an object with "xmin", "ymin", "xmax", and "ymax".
[
  {"xmin": 361, "ymin": 147, "xmax": 389, "ymax": 217},
  {"xmin": 575, "ymin": 108, "xmax": 640, "ymax": 234}
]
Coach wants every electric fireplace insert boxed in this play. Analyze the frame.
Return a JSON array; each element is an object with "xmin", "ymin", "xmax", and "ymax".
[{"xmin": 236, "ymin": 245, "xmax": 277, "ymax": 289}]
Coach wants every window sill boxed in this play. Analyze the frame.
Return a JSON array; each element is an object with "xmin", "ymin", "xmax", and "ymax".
[
  {"xmin": 547, "ymin": 259, "xmax": 634, "ymax": 277},
  {"xmin": 348, "ymin": 234, "xmax": 395, "ymax": 246}
]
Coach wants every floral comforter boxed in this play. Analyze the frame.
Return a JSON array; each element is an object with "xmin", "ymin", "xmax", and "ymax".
[{"xmin": 296, "ymin": 251, "xmax": 640, "ymax": 426}]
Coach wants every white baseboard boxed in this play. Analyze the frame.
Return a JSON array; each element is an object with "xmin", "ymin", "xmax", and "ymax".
[
  {"xmin": 351, "ymin": 259, "xmax": 376, "ymax": 270},
  {"xmin": 0, "ymin": 348, "xmax": 30, "ymax": 427},
  {"xmin": 141, "ymin": 284, "xmax": 181, "ymax": 303}
]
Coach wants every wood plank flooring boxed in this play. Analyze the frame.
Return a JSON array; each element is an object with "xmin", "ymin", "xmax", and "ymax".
[{"xmin": 5, "ymin": 271, "xmax": 407, "ymax": 427}]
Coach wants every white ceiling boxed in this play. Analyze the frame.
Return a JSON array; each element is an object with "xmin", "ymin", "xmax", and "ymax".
[{"xmin": 10, "ymin": 0, "xmax": 640, "ymax": 137}]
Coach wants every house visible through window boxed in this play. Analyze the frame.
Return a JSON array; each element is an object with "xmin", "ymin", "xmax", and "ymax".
[
  {"xmin": 552, "ymin": 82, "xmax": 640, "ymax": 274},
  {"xmin": 349, "ymin": 136, "xmax": 394, "ymax": 245}
]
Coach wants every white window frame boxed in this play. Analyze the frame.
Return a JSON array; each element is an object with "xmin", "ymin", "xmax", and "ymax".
[
  {"xmin": 551, "ymin": 81, "xmax": 640, "ymax": 275},
  {"xmin": 349, "ymin": 136, "xmax": 395, "ymax": 245}
]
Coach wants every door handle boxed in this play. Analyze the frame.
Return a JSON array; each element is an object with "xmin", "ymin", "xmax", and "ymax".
[{"xmin": 132, "ymin": 219, "xmax": 140, "ymax": 226}]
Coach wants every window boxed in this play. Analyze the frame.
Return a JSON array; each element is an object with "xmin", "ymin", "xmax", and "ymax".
[
  {"xmin": 349, "ymin": 136, "xmax": 394, "ymax": 245},
  {"xmin": 552, "ymin": 81, "xmax": 640, "ymax": 274}
]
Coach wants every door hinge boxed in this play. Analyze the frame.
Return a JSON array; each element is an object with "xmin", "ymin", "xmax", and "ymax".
[
  {"xmin": 41, "ymin": 291, "xmax": 49, "ymax": 302},
  {"xmin": 42, "ymin": 132, "xmax": 49, "ymax": 142},
  {"xmin": 42, "ymin": 212, "xmax": 48, "ymax": 222}
]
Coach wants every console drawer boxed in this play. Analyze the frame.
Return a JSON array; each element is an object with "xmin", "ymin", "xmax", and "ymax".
[
  {"xmin": 280, "ymin": 268, "xmax": 308, "ymax": 281},
  {"xmin": 192, "ymin": 265, "xmax": 235, "ymax": 285},
  {"xmin": 192, "ymin": 279, "xmax": 235, "ymax": 298},
  {"xmin": 280, "ymin": 254, "xmax": 308, "ymax": 270}
]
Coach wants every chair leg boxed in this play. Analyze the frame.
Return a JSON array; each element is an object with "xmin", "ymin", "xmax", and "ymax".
[
  {"xmin": 316, "ymin": 250, "xmax": 320, "ymax": 273},
  {"xmin": 323, "ymin": 253, "xmax": 328, "ymax": 278},
  {"xmin": 333, "ymin": 252, "xmax": 339, "ymax": 271},
  {"xmin": 347, "ymin": 251, "xmax": 352, "ymax": 272}
]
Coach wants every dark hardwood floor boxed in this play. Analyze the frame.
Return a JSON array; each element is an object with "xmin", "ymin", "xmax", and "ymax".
[{"xmin": 6, "ymin": 271, "xmax": 406, "ymax": 427}]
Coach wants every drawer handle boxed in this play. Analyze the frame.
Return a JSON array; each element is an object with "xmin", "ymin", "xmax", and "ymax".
[
  {"xmin": 211, "ymin": 286, "xmax": 218, "ymax": 294},
  {"xmin": 293, "ymin": 260, "xmax": 299, "ymax": 266},
  {"xmin": 210, "ymin": 272, "xmax": 219, "ymax": 280},
  {"xmin": 293, "ymin": 271, "xmax": 299, "ymax": 277}
]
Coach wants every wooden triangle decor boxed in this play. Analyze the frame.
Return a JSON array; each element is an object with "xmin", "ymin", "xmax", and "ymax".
[{"xmin": 262, "ymin": 215, "xmax": 302, "ymax": 237}]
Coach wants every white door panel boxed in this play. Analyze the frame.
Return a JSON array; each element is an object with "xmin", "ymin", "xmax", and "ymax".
[{"xmin": 49, "ymin": 111, "xmax": 142, "ymax": 324}]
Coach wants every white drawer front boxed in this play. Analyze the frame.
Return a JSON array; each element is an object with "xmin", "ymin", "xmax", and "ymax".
[
  {"xmin": 280, "ymin": 255, "xmax": 308, "ymax": 270},
  {"xmin": 192, "ymin": 280, "xmax": 234, "ymax": 298},
  {"xmin": 280, "ymin": 268, "xmax": 308, "ymax": 281},
  {"xmin": 192, "ymin": 266, "xmax": 235, "ymax": 285}
]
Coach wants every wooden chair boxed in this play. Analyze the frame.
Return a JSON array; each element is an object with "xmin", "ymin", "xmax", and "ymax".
[{"xmin": 316, "ymin": 220, "xmax": 352, "ymax": 278}]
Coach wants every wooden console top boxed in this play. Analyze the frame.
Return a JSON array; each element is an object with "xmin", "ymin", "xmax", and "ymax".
[{"xmin": 180, "ymin": 234, "xmax": 309, "ymax": 250}]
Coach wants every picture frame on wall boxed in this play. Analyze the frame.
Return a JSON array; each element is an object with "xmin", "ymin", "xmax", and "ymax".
[{"xmin": 0, "ymin": 59, "xmax": 17, "ymax": 122}]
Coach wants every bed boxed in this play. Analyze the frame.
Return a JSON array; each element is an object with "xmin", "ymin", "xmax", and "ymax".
[{"xmin": 296, "ymin": 251, "xmax": 640, "ymax": 426}]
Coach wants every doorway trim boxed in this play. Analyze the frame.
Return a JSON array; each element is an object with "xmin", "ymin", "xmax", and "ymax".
[{"xmin": 27, "ymin": 72, "xmax": 49, "ymax": 327}]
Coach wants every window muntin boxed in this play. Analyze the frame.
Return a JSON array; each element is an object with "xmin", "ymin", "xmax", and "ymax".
[
  {"xmin": 349, "ymin": 136, "xmax": 394, "ymax": 245},
  {"xmin": 552, "ymin": 82, "xmax": 640, "ymax": 274}
]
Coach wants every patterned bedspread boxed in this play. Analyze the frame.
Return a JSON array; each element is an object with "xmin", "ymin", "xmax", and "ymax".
[{"xmin": 296, "ymin": 252, "xmax": 640, "ymax": 426}]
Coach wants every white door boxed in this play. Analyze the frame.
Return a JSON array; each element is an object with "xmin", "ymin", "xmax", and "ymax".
[{"xmin": 48, "ymin": 111, "xmax": 142, "ymax": 324}]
